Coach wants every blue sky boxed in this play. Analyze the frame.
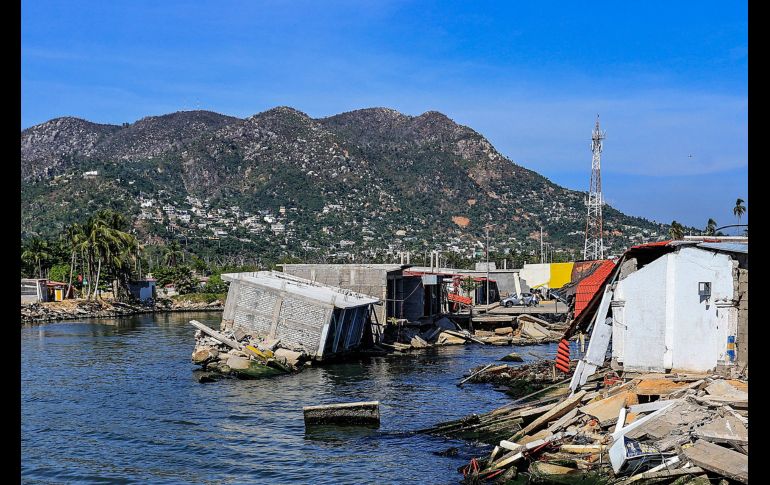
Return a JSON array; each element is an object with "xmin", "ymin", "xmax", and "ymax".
[{"xmin": 21, "ymin": 1, "xmax": 748, "ymax": 230}]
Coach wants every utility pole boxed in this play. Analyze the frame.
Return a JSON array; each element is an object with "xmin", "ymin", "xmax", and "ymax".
[
  {"xmin": 540, "ymin": 226, "xmax": 544, "ymax": 264},
  {"xmin": 485, "ymin": 223, "xmax": 491, "ymax": 305},
  {"xmin": 584, "ymin": 115, "xmax": 606, "ymax": 260}
]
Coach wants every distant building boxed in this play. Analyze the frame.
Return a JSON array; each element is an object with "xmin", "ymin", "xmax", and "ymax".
[
  {"xmin": 128, "ymin": 279, "xmax": 157, "ymax": 303},
  {"xmin": 21, "ymin": 279, "xmax": 48, "ymax": 303},
  {"xmin": 271, "ymin": 222, "xmax": 285, "ymax": 235}
]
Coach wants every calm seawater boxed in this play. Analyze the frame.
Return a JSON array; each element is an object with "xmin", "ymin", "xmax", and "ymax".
[{"xmin": 21, "ymin": 312, "xmax": 557, "ymax": 484}]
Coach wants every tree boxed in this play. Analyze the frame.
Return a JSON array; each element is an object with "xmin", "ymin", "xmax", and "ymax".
[
  {"xmin": 21, "ymin": 237, "xmax": 51, "ymax": 278},
  {"xmin": 704, "ymin": 218, "xmax": 717, "ymax": 236},
  {"xmin": 203, "ymin": 274, "xmax": 228, "ymax": 293},
  {"xmin": 668, "ymin": 221, "xmax": 685, "ymax": 240},
  {"xmin": 459, "ymin": 276, "xmax": 478, "ymax": 297},
  {"xmin": 733, "ymin": 198, "xmax": 746, "ymax": 229},
  {"xmin": 164, "ymin": 240, "xmax": 184, "ymax": 267},
  {"xmin": 63, "ymin": 223, "xmax": 85, "ymax": 297},
  {"xmin": 80, "ymin": 209, "xmax": 138, "ymax": 300}
]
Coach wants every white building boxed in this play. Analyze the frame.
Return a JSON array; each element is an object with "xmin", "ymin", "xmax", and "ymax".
[{"xmin": 570, "ymin": 239, "xmax": 748, "ymax": 390}]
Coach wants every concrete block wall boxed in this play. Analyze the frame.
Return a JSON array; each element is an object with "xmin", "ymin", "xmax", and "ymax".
[{"xmin": 281, "ymin": 264, "xmax": 391, "ymax": 324}]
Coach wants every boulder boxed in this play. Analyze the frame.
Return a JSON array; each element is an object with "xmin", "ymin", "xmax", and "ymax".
[
  {"xmin": 500, "ymin": 352, "xmax": 524, "ymax": 362},
  {"xmin": 226, "ymin": 356, "xmax": 251, "ymax": 370},
  {"xmin": 274, "ymin": 348, "xmax": 303, "ymax": 367}
]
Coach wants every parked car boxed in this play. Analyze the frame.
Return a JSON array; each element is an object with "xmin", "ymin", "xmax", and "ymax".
[{"xmin": 501, "ymin": 292, "xmax": 539, "ymax": 307}]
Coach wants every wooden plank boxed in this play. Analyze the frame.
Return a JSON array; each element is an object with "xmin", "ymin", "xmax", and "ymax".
[
  {"xmin": 513, "ymin": 390, "xmax": 586, "ymax": 440},
  {"xmin": 559, "ymin": 444, "xmax": 607, "ymax": 453},
  {"xmin": 457, "ymin": 364, "xmax": 494, "ymax": 386},
  {"xmin": 578, "ymin": 391, "xmax": 638, "ymax": 426},
  {"xmin": 683, "ymin": 439, "xmax": 748, "ymax": 484},
  {"xmin": 634, "ymin": 379, "xmax": 689, "ymax": 396},
  {"xmin": 191, "ymin": 320, "xmax": 242, "ymax": 350},
  {"xmin": 546, "ymin": 408, "xmax": 579, "ymax": 433}
]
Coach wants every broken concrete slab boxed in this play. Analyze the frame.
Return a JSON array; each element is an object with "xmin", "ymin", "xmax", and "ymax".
[
  {"xmin": 694, "ymin": 413, "xmax": 748, "ymax": 445},
  {"xmin": 683, "ymin": 439, "xmax": 748, "ymax": 484},
  {"xmin": 225, "ymin": 356, "xmax": 252, "ymax": 370},
  {"xmin": 274, "ymin": 348, "xmax": 303, "ymax": 367},
  {"xmin": 303, "ymin": 401, "xmax": 380, "ymax": 426}
]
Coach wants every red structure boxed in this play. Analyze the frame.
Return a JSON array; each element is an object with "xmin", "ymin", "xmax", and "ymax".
[{"xmin": 573, "ymin": 259, "xmax": 616, "ymax": 318}]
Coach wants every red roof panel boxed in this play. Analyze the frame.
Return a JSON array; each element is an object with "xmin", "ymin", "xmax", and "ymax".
[{"xmin": 573, "ymin": 259, "xmax": 616, "ymax": 318}]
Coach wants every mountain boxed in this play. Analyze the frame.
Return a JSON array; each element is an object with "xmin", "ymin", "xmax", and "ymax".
[{"xmin": 21, "ymin": 107, "xmax": 668, "ymax": 264}]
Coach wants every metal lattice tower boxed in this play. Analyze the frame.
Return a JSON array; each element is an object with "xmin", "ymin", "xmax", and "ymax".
[{"xmin": 583, "ymin": 116, "xmax": 606, "ymax": 260}]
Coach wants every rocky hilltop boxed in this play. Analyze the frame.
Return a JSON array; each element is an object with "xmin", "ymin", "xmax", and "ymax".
[{"xmin": 21, "ymin": 107, "xmax": 666, "ymax": 263}]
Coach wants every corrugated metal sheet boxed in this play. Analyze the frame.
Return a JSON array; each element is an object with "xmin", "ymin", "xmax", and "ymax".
[
  {"xmin": 573, "ymin": 260, "xmax": 616, "ymax": 318},
  {"xmin": 697, "ymin": 242, "xmax": 748, "ymax": 254},
  {"xmin": 629, "ymin": 240, "xmax": 672, "ymax": 249}
]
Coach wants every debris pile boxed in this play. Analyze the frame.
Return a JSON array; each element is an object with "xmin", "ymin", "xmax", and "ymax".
[
  {"xmin": 426, "ymin": 372, "xmax": 748, "ymax": 484},
  {"xmin": 381, "ymin": 314, "xmax": 567, "ymax": 352},
  {"xmin": 21, "ymin": 298, "xmax": 224, "ymax": 324},
  {"xmin": 381, "ymin": 317, "xmax": 485, "ymax": 351},
  {"xmin": 458, "ymin": 359, "xmax": 577, "ymax": 399},
  {"xmin": 472, "ymin": 315, "xmax": 566, "ymax": 346},
  {"xmin": 191, "ymin": 320, "xmax": 308, "ymax": 380}
]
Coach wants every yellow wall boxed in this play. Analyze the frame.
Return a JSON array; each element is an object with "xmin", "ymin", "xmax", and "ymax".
[{"xmin": 548, "ymin": 262, "xmax": 575, "ymax": 289}]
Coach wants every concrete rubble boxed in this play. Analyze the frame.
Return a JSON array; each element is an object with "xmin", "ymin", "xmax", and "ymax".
[
  {"xmin": 424, "ymin": 369, "xmax": 748, "ymax": 484},
  {"xmin": 191, "ymin": 319, "xmax": 309, "ymax": 380},
  {"xmin": 381, "ymin": 314, "xmax": 566, "ymax": 353}
]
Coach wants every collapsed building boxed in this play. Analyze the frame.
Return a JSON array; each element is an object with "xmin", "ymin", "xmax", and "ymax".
[
  {"xmin": 220, "ymin": 271, "xmax": 380, "ymax": 360},
  {"xmin": 568, "ymin": 238, "xmax": 748, "ymax": 390}
]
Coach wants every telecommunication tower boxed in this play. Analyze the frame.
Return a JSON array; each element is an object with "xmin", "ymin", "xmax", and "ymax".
[{"xmin": 583, "ymin": 116, "xmax": 605, "ymax": 260}]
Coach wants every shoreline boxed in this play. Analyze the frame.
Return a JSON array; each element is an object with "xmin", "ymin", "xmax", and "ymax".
[{"xmin": 21, "ymin": 299, "xmax": 224, "ymax": 324}]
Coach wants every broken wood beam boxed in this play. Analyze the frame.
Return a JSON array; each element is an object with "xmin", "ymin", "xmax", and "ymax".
[
  {"xmin": 303, "ymin": 401, "xmax": 380, "ymax": 426},
  {"xmin": 512, "ymin": 390, "xmax": 586, "ymax": 441},
  {"xmin": 457, "ymin": 364, "xmax": 494, "ymax": 386},
  {"xmin": 191, "ymin": 320, "xmax": 242, "ymax": 350}
]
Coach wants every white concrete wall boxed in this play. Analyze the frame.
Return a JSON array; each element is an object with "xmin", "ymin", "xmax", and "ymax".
[
  {"xmin": 669, "ymin": 248, "xmax": 734, "ymax": 371},
  {"xmin": 613, "ymin": 247, "xmax": 735, "ymax": 373},
  {"xmin": 614, "ymin": 253, "xmax": 669, "ymax": 372},
  {"xmin": 519, "ymin": 264, "xmax": 550, "ymax": 290}
]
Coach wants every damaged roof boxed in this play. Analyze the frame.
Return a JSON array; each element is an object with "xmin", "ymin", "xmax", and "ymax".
[{"xmin": 222, "ymin": 271, "xmax": 380, "ymax": 308}]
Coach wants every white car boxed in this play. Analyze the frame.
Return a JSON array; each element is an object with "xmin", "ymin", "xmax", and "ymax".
[{"xmin": 501, "ymin": 293, "xmax": 539, "ymax": 307}]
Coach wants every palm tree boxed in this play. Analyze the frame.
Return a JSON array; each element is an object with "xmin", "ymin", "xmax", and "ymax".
[
  {"xmin": 164, "ymin": 240, "xmax": 184, "ymax": 267},
  {"xmin": 668, "ymin": 221, "xmax": 685, "ymax": 240},
  {"xmin": 733, "ymin": 198, "xmax": 746, "ymax": 231},
  {"xmin": 77, "ymin": 209, "xmax": 137, "ymax": 300},
  {"xmin": 21, "ymin": 237, "xmax": 51, "ymax": 278},
  {"xmin": 63, "ymin": 223, "xmax": 85, "ymax": 297},
  {"xmin": 704, "ymin": 218, "xmax": 717, "ymax": 236}
]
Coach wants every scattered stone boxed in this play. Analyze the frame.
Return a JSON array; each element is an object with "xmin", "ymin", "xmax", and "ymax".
[{"xmin": 500, "ymin": 352, "xmax": 524, "ymax": 362}]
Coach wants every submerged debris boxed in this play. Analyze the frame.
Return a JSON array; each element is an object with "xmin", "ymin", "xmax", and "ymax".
[{"xmin": 303, "ymin": 401, "xmax": 380, "ymax": 426}]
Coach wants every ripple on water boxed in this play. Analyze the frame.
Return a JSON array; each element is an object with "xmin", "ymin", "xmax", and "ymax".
[{"xmin": 22, "ymin": 313, "xmax": 559, "ymax": 484}]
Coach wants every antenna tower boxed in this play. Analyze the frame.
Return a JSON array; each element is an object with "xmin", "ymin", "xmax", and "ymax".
[{"xmin": 583, "ymin": 116, "xmax": 605, "ymax": 260}]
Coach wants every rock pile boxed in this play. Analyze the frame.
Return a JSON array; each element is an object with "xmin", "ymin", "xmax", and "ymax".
[
  {"xmin": 191, "ymin": 320, "xmax": 309, "ymax": 380},
  {"xmin": 21, "ymin": 298, "xmax": 224, "ymax": 324}
]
